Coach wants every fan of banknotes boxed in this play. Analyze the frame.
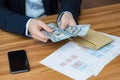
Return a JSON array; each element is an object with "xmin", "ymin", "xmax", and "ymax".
[{"xmin": 42, "ymin": 23, "xmax": 90, "ymax": 42}]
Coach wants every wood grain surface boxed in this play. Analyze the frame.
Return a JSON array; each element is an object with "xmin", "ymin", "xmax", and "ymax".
[{"xmin": 0, "ymin": 3, "xmax": 120, "ymax": 80}]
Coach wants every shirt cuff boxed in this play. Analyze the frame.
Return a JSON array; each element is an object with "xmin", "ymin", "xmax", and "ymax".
[{"xmin": 25, "ymin": 18, "xmax": 32, "ymax": 37}]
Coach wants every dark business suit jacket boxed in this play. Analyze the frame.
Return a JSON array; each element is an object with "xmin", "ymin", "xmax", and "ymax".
[{"xmin": 0, "ymin": 0, "xmax": 82, "ymax": 36}]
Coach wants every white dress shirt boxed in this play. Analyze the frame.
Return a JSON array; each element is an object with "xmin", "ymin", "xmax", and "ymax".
[
  {"xmin": 25, "ymin": 0, "xmax": 46, "ymax": 37},
  {"xmin": 26, "ymin": 0, "xmax": 46, "ymax": 18}
]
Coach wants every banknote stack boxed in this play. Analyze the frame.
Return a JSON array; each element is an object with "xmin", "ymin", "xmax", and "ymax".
[{"xmin": 42, "ymin": 23, "xmax": 90, "ymax": 42}]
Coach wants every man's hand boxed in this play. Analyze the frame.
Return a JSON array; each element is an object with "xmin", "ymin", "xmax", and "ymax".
[
  {"xmin": 28, "ymin": 19, "xmax": 53, "ymax": 42},
  {"xmin": 60, "ymin": 12, "xmax": 77, "ymax": 30}
]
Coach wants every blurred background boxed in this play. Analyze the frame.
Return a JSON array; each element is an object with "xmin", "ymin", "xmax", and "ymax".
[{"xmin": 81, "ymin": 0, "xmax": 120, "ymax": 9}]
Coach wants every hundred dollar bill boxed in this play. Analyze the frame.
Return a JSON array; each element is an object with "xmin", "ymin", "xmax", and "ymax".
[
  {"xmin": 42, "ymin": 23, "xmax": 72, "ymax": 42},
  {"xmin": 42, "ymin": 23, "xmax": 90, "ymax": 42},
  {"xmin": 65, "ymin": 24, "xmax": 90, "ymax": 37}
]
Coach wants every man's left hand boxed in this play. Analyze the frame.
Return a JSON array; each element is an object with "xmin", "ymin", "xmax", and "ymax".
[{"xmin": 60, "ymin": 12, "xmax": 76, "ymax": 30}]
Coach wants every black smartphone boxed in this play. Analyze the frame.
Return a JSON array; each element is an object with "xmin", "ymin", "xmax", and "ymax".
[{"xmin": 8, "ymin": 50, "xmax": 30, "ymax": 74}]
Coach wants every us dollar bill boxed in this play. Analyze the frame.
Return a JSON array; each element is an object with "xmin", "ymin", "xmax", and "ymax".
[
  {"xmin": 65, "ymin": 24, "xmax": 90, "ymax": 37},
  {"xmin": 42, "ymin": 23, "xmax": 90, "ymax": 42}
]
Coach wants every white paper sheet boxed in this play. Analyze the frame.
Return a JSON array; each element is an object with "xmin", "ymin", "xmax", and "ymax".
[
  {"xmin": 40, "ymin": 34, "xmax": 120, "ymax": 80},
  {"xmin": 40, "ymin": 42, "xmax": 95, "ymax": 80}
]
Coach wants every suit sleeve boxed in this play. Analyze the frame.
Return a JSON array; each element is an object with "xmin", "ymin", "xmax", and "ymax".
[
  {"xmin": 0, "ymin": 0, "xmax": 30, "ymax": 36},
  {"xmin": 59, "ymin": 0, "xmax": 82, "ymax": 24}
]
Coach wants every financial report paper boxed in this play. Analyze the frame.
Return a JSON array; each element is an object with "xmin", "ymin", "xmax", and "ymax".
[{"xmin": 40, "ymin": 34, "xmax": 120, "ymax": 80}]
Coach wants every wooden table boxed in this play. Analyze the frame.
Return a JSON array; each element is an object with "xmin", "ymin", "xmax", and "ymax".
[{"xmin": 0, "ymin": 3, "xmax": 120, "ymax": 80}]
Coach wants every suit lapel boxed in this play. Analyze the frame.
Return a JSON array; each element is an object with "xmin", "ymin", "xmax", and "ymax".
[
  {"xmin": 18, "ymin": 0, "xmax": 25, "ymax": 14},
  {"xmin": 43, "ymin": 0, "xmax": 58, "ymax": 15},
  {"xmin": 42, "ymin": 0, "xmax": 51, "ymax": 15}
]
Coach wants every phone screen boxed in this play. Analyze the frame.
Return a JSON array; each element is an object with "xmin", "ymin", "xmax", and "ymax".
[{"xmin": 8, "ymin": 50, "xmax": 30, "ymax": 74}]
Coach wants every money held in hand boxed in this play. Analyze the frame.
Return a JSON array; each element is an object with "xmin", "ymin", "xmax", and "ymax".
[{"xmin": 42, "ymin": 23, "xmax": 90, "ymax": 42}]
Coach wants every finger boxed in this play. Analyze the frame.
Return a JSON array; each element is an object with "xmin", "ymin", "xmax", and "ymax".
[
  {"xmin": 60, "ymin": 20, "xmax": 69, "ymax": 30},
  {"xmin": 68, "ymin": 21, "xmax": 76, "ymax": 26},
  {"xmin": 33, "ymin": 35, "xmax": 48, "ymax": 42},
  {"xmin": 38, "ymin": 22, "xmax": 53, "ymax": 32},
  {"xmin": 68, "ymin": 19, "xmax": 77, "ymax": 26},
  {"xmin": 34, "ymin": 35, "xmax": 48, "ymax": 42},
  {"xmin": 31, "ymin": 30, "xmax": 49, "ymax": 42},
  {"xmin": 36, "ymin": 31, "xmax": 49, "ymax": 42}
]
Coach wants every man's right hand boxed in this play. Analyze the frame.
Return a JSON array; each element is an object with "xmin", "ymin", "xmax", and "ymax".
[{"xmin": 28, "ymin": 19, "xmax": 53, "ymax": 42}]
